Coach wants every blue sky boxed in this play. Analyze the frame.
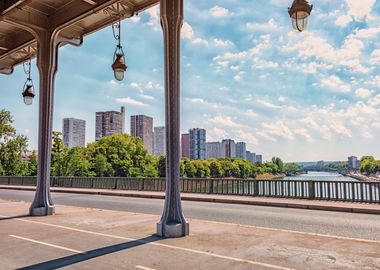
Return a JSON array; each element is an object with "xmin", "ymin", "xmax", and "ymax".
[{"xmin": 1, "ymin": 0, "xmax": 380, "ymax": 162}]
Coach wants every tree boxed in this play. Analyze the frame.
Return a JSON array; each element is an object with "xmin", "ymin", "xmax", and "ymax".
[
  {"xmin": 93, "ymin": 154, "xmax": 112, "ymax": 177},
  {"xmin": 209, "ymin": 160, "xmax": 223, "ymax": 178},
  {"xmin": 192, "ymin": 160, "xmax": 210, "ymax": 178},
  {"xmin": 86, "ymin": 134, "xmax": 154, "ymax": 177},
  {"xmin": 28, "ymin": 151, "xmax": 38, "ymax": 176},
  {"xmin": 156, "ymin": 156, "xmax": 166, "ymax": 177},
  {"xmin": 360, "ymin": 156, "xmax": 376, "ymax": 175},
  {"xmin": 51, "ymin": 131, "xmax": 67, "ymax": 176},
  {"xmin": 0, "ymin": 110, "xmax": 29, "ymax": 176},
  {"xmin": 63, "ymin": 147, "xmax": 94, "ymax": 177},
  {"xmin": 184, "ymin": 159, "xmax": 196, "ymax": 178},
  {"xmin": 271, "ymin": 157, "xmax": 284, "ymax": 173}
]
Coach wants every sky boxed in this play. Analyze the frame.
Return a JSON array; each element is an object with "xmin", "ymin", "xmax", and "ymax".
[{"xmin": 1, "ymin": 0, "xmax": 380, "ymax": 162}]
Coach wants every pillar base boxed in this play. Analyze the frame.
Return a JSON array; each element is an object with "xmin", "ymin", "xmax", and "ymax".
[
  {"xmin": 30, "ymin": 205, "xmax": 55, "ymax": 216},
  {"xmin": 157, "ymin": 221, "xmax": 189, "ymax": 238}
]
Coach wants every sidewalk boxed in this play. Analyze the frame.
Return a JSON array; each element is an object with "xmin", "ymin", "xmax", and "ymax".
[
  {"xmin": 1, "ymin": 185, "xmax": 380, "ymax": 215},
  {"xmin": 1, "ymin": 199, "xmax": 380, "ymax": 270}
]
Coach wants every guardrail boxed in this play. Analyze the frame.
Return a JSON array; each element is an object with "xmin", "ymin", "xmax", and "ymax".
[{"xmin": 0, "ymin": 176, "xmax": 379, "ymax": 204}]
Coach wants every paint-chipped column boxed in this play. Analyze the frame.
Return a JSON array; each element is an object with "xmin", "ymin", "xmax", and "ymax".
[
  {"xmin": 157, "ymin": 0, "xmax": 189, "ymax": 238},
  {"xmin": 29, "ymin": 30, "xmax": 58, "ymax": 216}
]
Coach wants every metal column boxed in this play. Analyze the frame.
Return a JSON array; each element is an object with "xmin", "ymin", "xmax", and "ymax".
[{"xmin": 157, "ymin": 0, "xmax": 189, "ymax": 238}]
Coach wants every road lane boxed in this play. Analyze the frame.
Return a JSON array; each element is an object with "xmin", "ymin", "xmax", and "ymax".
[{"xmin": 0, "ymin": 189, "xmax": 379, "ymax": 241}]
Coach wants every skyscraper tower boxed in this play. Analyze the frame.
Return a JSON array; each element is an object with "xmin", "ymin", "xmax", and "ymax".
[
  {"xmin": 130, "ymin": 115, "xmax": 154, "ymax": 154},
  {"xmin": 95, "ymin": 106, "xmax": 125, "ymax": 141}
]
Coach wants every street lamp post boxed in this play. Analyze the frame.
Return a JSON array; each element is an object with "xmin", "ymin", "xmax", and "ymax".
[{"xmin": 288, "ymin": 0, "xmax": 313, "ymax": 32}]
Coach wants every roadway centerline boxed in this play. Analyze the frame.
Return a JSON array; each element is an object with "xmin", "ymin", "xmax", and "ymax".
[
  {"xmin": 9, "ymin": 234, "xmax": 86, "ymax": 254},
  {"xmin": 0, "ymin": 215, "xmax": 294, "ymax": 270}
]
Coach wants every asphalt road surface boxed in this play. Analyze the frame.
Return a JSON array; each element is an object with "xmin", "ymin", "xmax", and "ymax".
[{"xmin": 1, "ymin": 189, "xmax": 379, "ymax": 241}]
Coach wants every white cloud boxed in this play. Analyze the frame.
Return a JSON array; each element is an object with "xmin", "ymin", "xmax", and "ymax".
[
  {"xmin": 345, "ymin": 0, "xmax": 376, "ymax": 21},
  {"xmin": 140, "ymin": 94, "xmax": 154, "ymax": 100},
  {"xmin": 261, "ymin": 121, "xmax": 294, "ymax": 141},
  {"xmin": 335, "ymin": 15, "xmax": 352, "ymax": 27},
  {"xmin": 246, "ymin": 18, "xmax": 279, "ymax": 31},
  {"xmin": 181, "ymin": 22, "xmax": 208, "ymax": 45},
  {"xmin": 115, "ymin": 97, "xmax": 147, "ymax": 107},
  {"xmin": 370, "ymin": 49, "xmax": 380, "ymax": 65},
  {"xmin": 209, "ymin": 6, "xmax": 229, "ymax": 17},
  {"xmin": 294, "ymin": 128, "xmax": 314, "ymax": 142},
  {"xmin": 256, "ymin": 99, "xmax": 281, "ymax": 109},
  {"xmin": 244, "ymin": 109, "xmax": 257, "ymax": 118},
  {"xmin": 286, "ymin": 32, "xmax": 369, "ymax": 73},
  {"xmin": 320, "ymin": 75, "xmax": 351, "ymax": 93},
  {"xmin": 355, "ymin": 88, "xmax": 372, "ymax": 99},
  {"xmin": 213, "ymin": 38, "xmax": 234, "ymax": 47},
  {"xmin": 330, "ymin": 121, "xmax": 352, "ymax": 138},
  {"xmin": 208, "ymin": 115, "xmax": 242, "ymax": 128},
  {"xmin": 145, "ymin": 5, "xmax": 160, "ymax": 30},
  {"xmin": 233, "ymin": 75, "xmax": 241, "ymax": 81}
]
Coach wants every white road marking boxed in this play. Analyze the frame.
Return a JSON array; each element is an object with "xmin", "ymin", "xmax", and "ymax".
[
  {"xmin": 190, "ymin": 218, "xmax": 380, "ymax": 245},
  {"xmin": 1, "ymin": 215, "xmax": 294, "ymax": 270},
  {"xmin": 136, "ymin": 265, "xmax": 157, "ymax": 270},
  {"xmin": 9, "ymin": 234, "xmax": 85, "ymax": 254}
]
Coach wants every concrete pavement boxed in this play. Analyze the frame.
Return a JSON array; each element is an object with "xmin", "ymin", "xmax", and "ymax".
[{"xmin": 1, "ymin": 199, "xmax": 380, "ymax": 270}]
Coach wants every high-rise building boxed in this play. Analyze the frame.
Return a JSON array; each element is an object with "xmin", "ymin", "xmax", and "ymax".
[
  {"xmin": 256, "ymin": 154, "xmax": 263, "ymax": 164},
  {"xmin": 235, "ymin": 142, "xmax": 247, "ymax": 160},
  {"xmin": 130, "ymin": 115, "xmax": 154, "ymax": 154},
  {"xmin": 95, "ymin": 106, "xmax": 125, "ymax": 141},
  {"xmin": 181, "ymin": 133, "xmax": 190, "ymax": 158},
  {"xmin": 63, "ymin": 118, "xmax": 86, "ymax": 147},
  {"xmin": 189, "ymin": 128, "xmax": 206, "ymax": 160},
  {"xmin": 348, "ymin": 156, "xmax": 359, "ymax": 170},
  {"xmin": 246, "ymin": 151, "xmax": 256, "ymax": 163},
  {"xmin": 154, "ymin": 126, "xmax": 166, "ymax": 156},
  {"xmin": 222, "ymin": 139, "xmax": 236, "ymax": 158},
  {"xmin": 206, "ymin": 142, "xmax": 224, "ymax": 159}
]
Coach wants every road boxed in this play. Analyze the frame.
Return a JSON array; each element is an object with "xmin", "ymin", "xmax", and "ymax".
[{"xmin": 1, "ymin": 189, "xmax": 379, "ymax": 241}]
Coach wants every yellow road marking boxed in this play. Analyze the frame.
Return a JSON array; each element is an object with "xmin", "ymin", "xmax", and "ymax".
[{"xmin": 9, "ymin": 234, "xmax": 85, "ymax": 254}]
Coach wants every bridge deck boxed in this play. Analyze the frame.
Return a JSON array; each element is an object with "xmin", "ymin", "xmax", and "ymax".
[{"xmin": 1, "ymin": 199, "xmax": 379, "ymax": 270}]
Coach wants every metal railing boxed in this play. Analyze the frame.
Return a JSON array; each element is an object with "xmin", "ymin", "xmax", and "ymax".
[{"xmin": 0, "ymin": 176, "xmax": 379, "ymax": 204}]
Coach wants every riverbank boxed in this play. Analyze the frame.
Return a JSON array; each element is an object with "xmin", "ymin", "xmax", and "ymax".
[
  {"xmin": 347, "ymin": 172, "xmax": 380, "ymax": 182},
  {"xmin": 255, "ymin": 173, "xmax": 285, "ymax": 180}
]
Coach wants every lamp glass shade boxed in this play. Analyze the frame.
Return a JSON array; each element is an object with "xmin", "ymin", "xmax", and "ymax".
[
  {"xmin": 22, "ymin": 84, "xmax": 35, "ymax": 105},
  {"xmin": 112, "ymin": 54, "xmax": 127, "ymax": 81},
  {"xmin": 292, "ymin": 15, "xmax": 308, "ymax": 32},
  {"xmin": 23, "ymin": 95, "xmax": 34, "ymax": 105}
]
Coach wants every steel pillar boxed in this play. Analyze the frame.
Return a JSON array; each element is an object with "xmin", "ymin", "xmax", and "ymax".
[
  {"xmin": 29, "ymin": 30, "xmax": 59, "ymax": 216},
  {"xmin": 157, "ymin": 0, "xmax": 189, "ymax": 238}
]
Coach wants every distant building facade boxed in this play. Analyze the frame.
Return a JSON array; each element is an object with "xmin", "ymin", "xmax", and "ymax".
[
  {"xmin": 348, "ymin": 156, "xmax": 359, "ymax": 170},
  {"xmin": 206, "ymin": 142, "xmax": 224, "ymax": 159},
  {"xmin": 95, "ymin": 106, "xmax": 125, "ymax": 141},
  {"xmin": 181, "ymin": 133, "xmax": 190, "ymax": 158},
  {"xmin": 154, "ymin": 126, "xmax": 166, "ymax": 156},
  {"xmin": 255, "ymin": 154, "xmax": 263, "ymax": 164},
  {"xmin": 189, "ymin": 128, "xmax": 206, "ymax": 160},
  {"xmin": 63, "ymin": 118, "xmax": 86, "ymax": 147},
  {"xmin": 222, "ymin": 139, "xmax": 236, "ymax": 158},
  {"xmin": 130, "ymin": 115, "xmax": 154, "ymax": 154},
  {"xmin": 235, "ymin": 142, "xmax": 247, "ymax": 160},
  {"xmin": 246, "ymin": 151, "xmax": 256, "ymax": 163}
]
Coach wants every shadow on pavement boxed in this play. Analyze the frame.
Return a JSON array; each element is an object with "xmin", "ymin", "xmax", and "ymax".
[
  {"xmin": 17, "ymin": 234, "xmax": 161, "ymax": 270},
  {"xmin": 0, "ymin": 214, "xmax": 30, "ymax": 221}
]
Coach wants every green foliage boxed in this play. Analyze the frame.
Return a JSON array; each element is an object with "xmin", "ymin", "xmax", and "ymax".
[
  {"xmin": 63, "ymin": 147, "xmax": 95, "ymax": 177},
  {"xmin": 360, "ymin": 156, "xmax": 378, "ymax": 175},
  {"xmin": 51, "ymin": 131, "xmax": 67, "ymax": 176},
  {"xmin": 271, "ymin": 157, "xmax": 284, "ymax": 173},
  {"xmin": 209, "ymin": 159, "xmax": 223, "ymax": 178},
  {"xmin": 156, "ymin": 156, "xmax": 166, "ymax": 177},
  {"xmin": 184, "ymin": 159, "xmax": 196, "ymax": 177},
  {"xmin": 28, "ymin": 151, "xmax": 38, "ymax": 176},
  {"xmin": 0, "ymin": 110, "xmax": 30, "ymax": 176}
]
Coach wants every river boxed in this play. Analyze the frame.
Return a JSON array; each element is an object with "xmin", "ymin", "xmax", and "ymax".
[{"xmin": 283, "ymin": 171, "xmax": 358, "ymax": 182}]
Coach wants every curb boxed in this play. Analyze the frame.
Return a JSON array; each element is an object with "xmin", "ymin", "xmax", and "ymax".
[{"xmin": 1, "ymin": 185, "xmax": 379, "ymax": 215}]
